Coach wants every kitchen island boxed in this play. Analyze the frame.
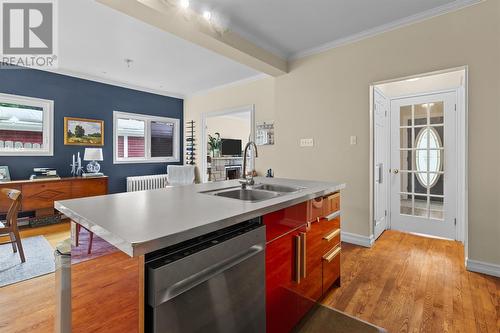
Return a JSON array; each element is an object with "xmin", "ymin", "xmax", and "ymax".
[{"xmin": 55, "ymin": 177, "xmax": 346, "ymax": 333}]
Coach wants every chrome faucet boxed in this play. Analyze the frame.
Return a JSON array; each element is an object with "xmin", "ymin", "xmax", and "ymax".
[{"xmin": 239, "ymin": 141, "xmax": 258, "ymax": 188}]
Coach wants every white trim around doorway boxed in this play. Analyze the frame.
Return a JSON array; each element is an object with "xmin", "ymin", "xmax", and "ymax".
[
  {"xmin": 369, "ymin": 66, "xmax": 468, "ymax": 252},
  {"xmin": 201, "ymin": 105, "xmax": 256, "ymax": 183}
]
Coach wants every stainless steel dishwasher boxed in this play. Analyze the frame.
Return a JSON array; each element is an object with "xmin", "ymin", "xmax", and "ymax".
[{"xmin": 145, "ymin": 218, "xmax": 266, "ymax": 333}]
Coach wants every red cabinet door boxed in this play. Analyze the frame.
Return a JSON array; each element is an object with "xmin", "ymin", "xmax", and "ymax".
[
  {"xmin": 266, "ymin": 232, "xmax": 302, "ymax": 333},
  {"xmin": 265, "ymin": 202, "xmax": 335, "ymax": 333},
  {"xmin": 264, "ymin": 204, "xmax": 308, "ymax": 333},
  {"xmin": 293, "ymin": 222, "xmax": 324, "ymax": 320}
]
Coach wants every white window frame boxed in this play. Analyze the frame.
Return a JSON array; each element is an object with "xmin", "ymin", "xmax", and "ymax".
[
  {"xmin": 0, "ymin": 93, "xmax": 54, "ymax": 156},
  {"xmin": 113, "ymin": 111, "xmax": 180, "ymax": 164}
]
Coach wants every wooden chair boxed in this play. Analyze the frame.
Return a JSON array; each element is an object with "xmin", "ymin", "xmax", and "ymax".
[
  {"xmin": 75, "ymin": 224, "xmax": 94, "ymax": 255},
  {"xmin": 0, "ymin": 188, "xmax": 25, "ymax": 263}
]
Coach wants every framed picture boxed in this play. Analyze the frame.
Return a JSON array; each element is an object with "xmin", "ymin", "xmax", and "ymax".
[
  {"xmin": 64, "ymin": 117, "xmax": 104, "ymax": 146},
  {"xmin": 0, "ymin": 166, "xmax": 11, "ymax": 182}
]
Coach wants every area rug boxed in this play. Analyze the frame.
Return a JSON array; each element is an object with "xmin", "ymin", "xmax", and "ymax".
[
  {"xmin": 0, "ymin": 236, "xmax": 55, "ymax": 287},
  {"xmin": 71, "ymin": 228, "xmax": 117, "ymax": 265}
]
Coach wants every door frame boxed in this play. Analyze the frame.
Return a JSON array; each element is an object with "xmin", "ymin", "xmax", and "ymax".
[
  {"xmin": 200, "ymin": 104, "xmax": 255, "ymax": 183},
  {"xmin": 372, "ymin": 87, "xmax": 390, "ymax": 241},
  {"xmin": 369, "ymin": 66, "xmax": 468, "ymax": 248}
]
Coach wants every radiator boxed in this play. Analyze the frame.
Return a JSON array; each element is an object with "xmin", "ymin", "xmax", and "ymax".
[{"xmin": 126, "ymin": 174, "xmax": 168, "ymax": 192}]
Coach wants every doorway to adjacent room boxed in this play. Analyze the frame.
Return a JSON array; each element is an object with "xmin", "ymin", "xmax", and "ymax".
[
  {"xmin": 201, "ymin": 105, "xmax": 255, "ymax": 183},
  {"xmin": 370, "ymin": 68, "xmax": 467, "ymax": 243}
]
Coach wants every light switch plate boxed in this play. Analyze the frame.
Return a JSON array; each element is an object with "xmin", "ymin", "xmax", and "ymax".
[
  {"xmin": 350, "ymin": 136, "xmax": 357, "ymax": 145},
  {"xmin": 300, "ymin": 138, "xmax": 314, "ymax": 147}
]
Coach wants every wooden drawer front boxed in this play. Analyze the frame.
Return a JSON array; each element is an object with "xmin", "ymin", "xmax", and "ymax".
[
  {"xmin": 322, "ymin": 227, "xmax": 341, "ymax": 247},
  {"xmin": 22, "ymin": 181, "xmax": 72, "ymax": 211},
  {"xmin": 72, "ymin": 179, "xmax": 108, "ymax": 198},
  {"xmin": 263, "ymin": 202, "xmax": 308, "ymax": 243},
  {"xmin": 322, "ymin": 245, "xmax": 341, "ymax": 293},
  {"xmin": 324, "ymin": 192, "xmax": 340, "ymax": 217},
  {"xmin": 0, "ymin": 185, "xmax": 22, "ymax": 213},
  {"xmin": 308, "ymin": 197, "xmax": 324, "ymax": 222}
]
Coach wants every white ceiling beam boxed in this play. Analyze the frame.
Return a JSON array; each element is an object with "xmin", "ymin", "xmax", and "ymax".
[{"xmin": 96, "ymin": 0, "xmax": 288, "ymax": 77}]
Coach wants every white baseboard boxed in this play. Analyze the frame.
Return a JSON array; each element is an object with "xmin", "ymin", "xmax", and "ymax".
[
  {"xmin": 466, "ymin": 258, "xmax": 500, "ymax": 277},
  {"xmin": 341, "ymin": 231, "xmax": 374, "ymax": 248}
]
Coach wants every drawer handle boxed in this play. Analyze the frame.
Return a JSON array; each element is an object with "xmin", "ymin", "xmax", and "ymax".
[
  {"xmin": 323, "ymin": 246, "xmax": 341, "ymax": 263},
  {"xmin": 299, "ymin": 232, "xmax": 306, "ymax": 279},
  {"xmin": 323, "ymin": 228, "xmax": 340, "ymax": 242},
  {"xmin": 312, "ymin": 198, "xmax": 323, "ymax": 209},
  {"xmin": 326, "ymin": 210, "xmax": 341, "ymax": 221},
  {"xmin": 293, "ymin": 235, "xmax": 301, "ymax": 283}
]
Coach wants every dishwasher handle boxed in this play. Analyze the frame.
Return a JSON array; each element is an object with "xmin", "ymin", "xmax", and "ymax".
[{"xmin": 154, "ymin": 244, "xmax": 264, "ymax": 306}]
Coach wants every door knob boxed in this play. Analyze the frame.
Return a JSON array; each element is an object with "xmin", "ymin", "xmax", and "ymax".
[{"xmin": 393, "ymin": 169, "xmax": 399, "ymax": 174}]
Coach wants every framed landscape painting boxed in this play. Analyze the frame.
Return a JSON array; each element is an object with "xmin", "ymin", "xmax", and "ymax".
[{"xmin": 64, "ymin": 117, "xmax": 104, "ymax": 146}]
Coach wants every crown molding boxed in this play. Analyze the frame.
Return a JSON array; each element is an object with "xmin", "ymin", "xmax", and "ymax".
[
  {"xmin": 42, "ymin": 68, "xmax": 185, "ymax": 99},
  {"xmin": 187, "ymin": 73, "xmax": 269, "ymax": 98},
  {"xmin": 290, "ymin": 0, "xmax": 483, "ymax": 61}
]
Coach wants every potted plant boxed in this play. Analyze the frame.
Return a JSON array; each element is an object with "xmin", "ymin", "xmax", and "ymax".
[{"xmin": 208, "ymin": 133, "xmax": 221, "ymax": 157}]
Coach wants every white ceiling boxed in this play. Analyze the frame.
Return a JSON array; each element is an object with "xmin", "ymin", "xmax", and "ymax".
[
  {"xmin": 54, "ymin": 0, "xmax": 475, "ymax": 98},
  {"xmin": 193, "ymin": 0, "xmax": 470, "ymax": 58},
  {"xmin": 56, "ymin": 0, "xmax": 260, "ymax": 98}
]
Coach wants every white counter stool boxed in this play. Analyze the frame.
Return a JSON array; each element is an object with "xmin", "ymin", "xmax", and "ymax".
[{"xmin": 166, "ymin": 165, "xmax": 195, "ymax": 186}]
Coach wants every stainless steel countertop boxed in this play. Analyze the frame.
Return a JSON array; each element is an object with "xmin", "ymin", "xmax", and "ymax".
[{"xmin": 55, "ymin": 177, "xmax": 345, "ymax": 257}]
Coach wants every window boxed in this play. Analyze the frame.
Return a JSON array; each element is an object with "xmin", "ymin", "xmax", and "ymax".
[
  {"xmin": 113, "ymin": 111, "xmax": 180, "ymax": 164},
  {"xmin": 0, "ymin": 93, "xmax": 53, "ymax": 156},
  {"xmin": 415, "ymin": 127, "xmax": 442, "ymax": 188}
]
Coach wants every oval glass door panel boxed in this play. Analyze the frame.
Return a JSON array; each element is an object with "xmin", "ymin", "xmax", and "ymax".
[{"xmin": 415, "ymin": 127, "xmax": 442, "ymax": 187}]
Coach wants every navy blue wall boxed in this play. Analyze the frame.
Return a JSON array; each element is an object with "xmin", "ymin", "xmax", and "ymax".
[{"xmin": 0, "ymin": 67, "xmax": 183, "ymax": 193}]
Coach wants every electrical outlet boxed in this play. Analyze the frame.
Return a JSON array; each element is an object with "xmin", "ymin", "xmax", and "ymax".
[
  {"xmin": 350, "ymin": 136, "xmax": 357, "ymax": 145},
  {"xmin": 300, "ymin": 138, "xmax": 314, "ymax": 147}
]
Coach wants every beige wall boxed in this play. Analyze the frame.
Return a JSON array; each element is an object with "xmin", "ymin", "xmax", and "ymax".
[
  {"xmin": 186, "ymin": 0, "xmax": 500, "ymax": 265},
  {"xmin": 186, "ymin": 77, "xmax": 277, "ymax": 178},
  {"xmin": 377, "ymin": 69, "xmax": 464, "ymax": 98},
  {"xmin": 206, "ymin": 114, "xmax": 251, "ymax": 149}
]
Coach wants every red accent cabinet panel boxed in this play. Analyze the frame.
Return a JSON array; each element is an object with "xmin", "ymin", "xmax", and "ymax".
[
  {"xmin": 264, "ymin": 195, "xmax": 342, "ymax": 333},
  {"xmin": 265, "ymin": 231, "xmax": 302, "ymax": 333}
]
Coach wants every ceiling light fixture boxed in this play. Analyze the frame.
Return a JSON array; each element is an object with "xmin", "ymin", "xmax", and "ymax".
[
  {"xmin": 124, "ymin": 58, "xmax": 133, "ymax": 68},
  {"xmin": 179, "ymin": 0, "xmax": 189, "ymax": 9},
  {"xmin": 203, "ymin": 10, "xmax": 212, "ymax": 21}
]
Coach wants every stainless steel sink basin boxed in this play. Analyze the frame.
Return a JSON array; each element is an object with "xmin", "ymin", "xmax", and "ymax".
[
  {"xmin": 213, "ymin": 188, "xmax": 281, "ymax": 202},
  {"xmin": 202, "ymin": 183, "xmax": 303, "ymax": 202},
  {"xmin": 252, "ymin": 184, "xmax": 302, "ymax": 193}
]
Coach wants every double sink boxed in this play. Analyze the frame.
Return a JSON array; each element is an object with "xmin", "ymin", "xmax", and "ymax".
[{"xmin": 202, "ymin": 183, "xmax": 303, "ymax": 202}]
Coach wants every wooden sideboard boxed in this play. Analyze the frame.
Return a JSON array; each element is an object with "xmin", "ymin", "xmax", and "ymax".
[{"xmin": 0, "ymin": 177, "xmax": 108, "ymax": 217}]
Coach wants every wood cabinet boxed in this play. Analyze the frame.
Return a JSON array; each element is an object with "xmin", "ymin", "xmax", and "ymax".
[
  {"xmin": 72, "ymin": 177, "xmax": 108, "ymax": 198},
  {"xmin": 318, "ymin": 217, "xmax": 341, "ymax": 293},
  {"xmin": 323, "ymin": 192, "xmax": 340, "ymax": 217},
  {"xmin": 264, "ymin": 191, "xmax": 342, "ymax": 333},
  {"xmin": 0, "ymin": 177, "xmax": 108, "ymax": 216},
  {"xmin": 22, "ymin": 181, "xmax": 72, "ymax": 211}
]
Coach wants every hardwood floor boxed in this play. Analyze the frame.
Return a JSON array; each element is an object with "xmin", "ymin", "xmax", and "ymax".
[
  {"xmin": 323, "ymin": 230, "xmax": 500, "ymax": 333},
  {"xmin": 0, "ymin": 223, "xmax": 70, "ymax": 333},
  {"xmin": 0, "ymin": 274, "xmax": 55, "ymax": 333},
  {"xmin": 0, "ymin": 228, "xmax": 498, "ymax": 333},
  {"xmin": 0, "ymin": 221, "xmax": 70, "ymax": 249}
]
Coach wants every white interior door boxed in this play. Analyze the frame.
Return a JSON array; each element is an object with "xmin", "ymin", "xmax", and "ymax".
[
  {"xmin": 390, "ymin": 91, "xmax": 457, "ymax": 239},
  {"xmin": 373, "ymin": 89, "xmax": 389, "ymax": 240}
]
